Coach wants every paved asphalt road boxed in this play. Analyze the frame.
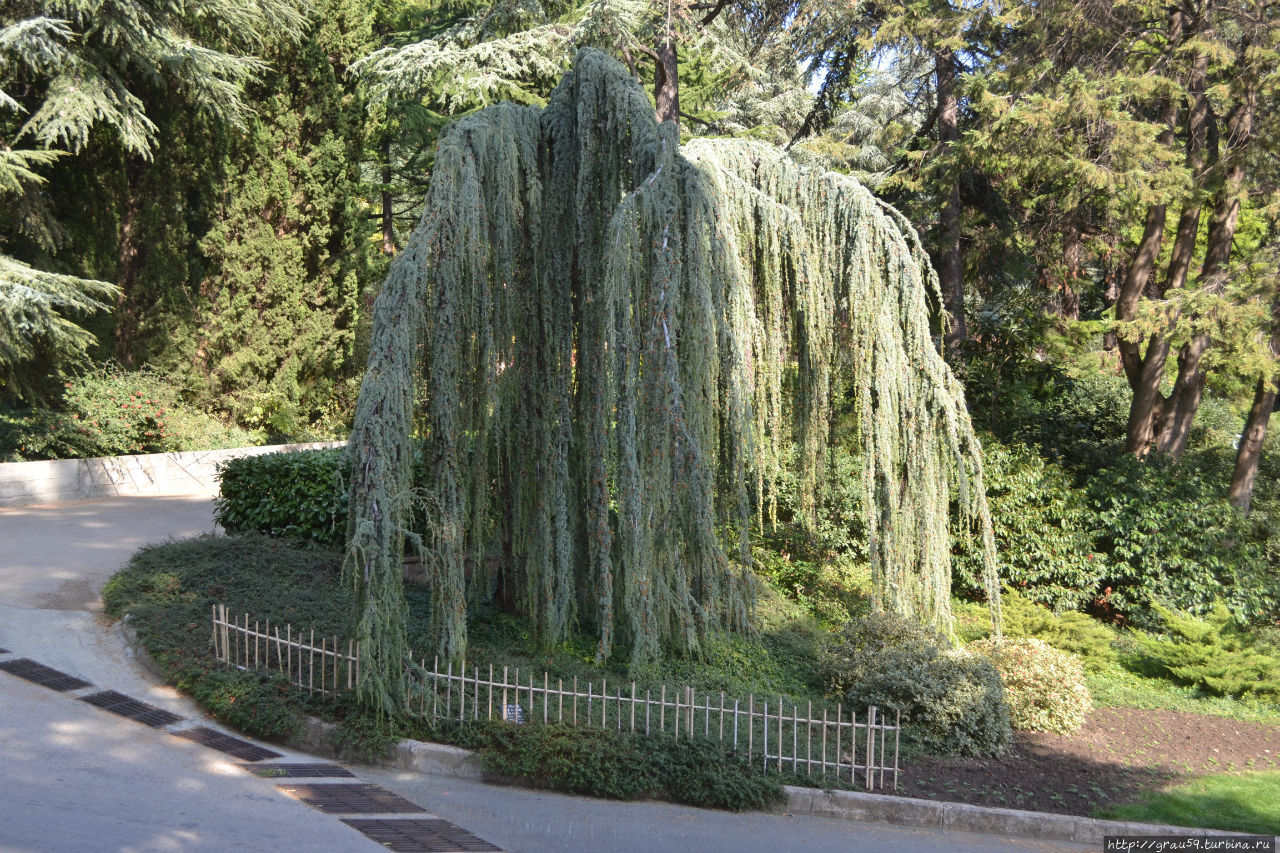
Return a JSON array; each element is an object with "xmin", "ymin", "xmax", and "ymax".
[
  {"xmin": 0, "ymin": 495, "xmax": 1090, "ymax": 853},
  {"xmin": 358, "ymin": 766, "xmax": 1088, "ymax": 853}
]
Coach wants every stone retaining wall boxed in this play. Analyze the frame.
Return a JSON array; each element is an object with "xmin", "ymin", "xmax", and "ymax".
[{"xmin": 0, "ymin": 441, "xmax": 345, "ymax": 507}]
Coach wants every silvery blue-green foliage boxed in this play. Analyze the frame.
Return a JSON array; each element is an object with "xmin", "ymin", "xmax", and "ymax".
[
  {"xmin": 347, "ymin": 49, "xmax": 999, "ymax": 714},
  {"xmin": 354, "ymin": 0, "xmax": 576, "ymax": 111}
]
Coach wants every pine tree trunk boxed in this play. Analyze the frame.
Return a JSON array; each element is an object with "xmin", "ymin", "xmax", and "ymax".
[
  {"xmin": 1228, "ymin": 368, "xmax": 1278, "ymax": 513},
  {"xmin": 1155, "ymin": 80, "xmax": 1254, "ymax": 458},
  {"xmin": 935, "ymin": 50, "xmax": 965, "ymax": 345}
]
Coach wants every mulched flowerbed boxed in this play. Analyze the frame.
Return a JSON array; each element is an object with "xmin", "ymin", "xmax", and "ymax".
[{"xmin": 892, "ymin": 707, "xmax": 1280, "ymax": 816}]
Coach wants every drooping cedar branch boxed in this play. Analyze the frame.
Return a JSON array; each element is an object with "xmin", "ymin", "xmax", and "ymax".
[{"xmin": 345, "ymin": 49, "xmax": 1000, "ymax": 715}]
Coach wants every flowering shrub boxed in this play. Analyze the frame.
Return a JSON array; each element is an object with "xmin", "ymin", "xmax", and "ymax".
[
  {"xmin": 62, "ymin": 369, "xmax": 174, "ymax": 455},
  {"xmin": 969, "ymin": 637, "xmax": 1091, "ymax": 734},
  {"xmin": 5, "ymin": 365, "xmax": 259, "ymax": 460}
]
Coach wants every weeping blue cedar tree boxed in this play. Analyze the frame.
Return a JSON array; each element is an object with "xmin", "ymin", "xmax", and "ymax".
[{"xmin": 345, "ymin": 49, "xmax": 1000, "ymax": 715}]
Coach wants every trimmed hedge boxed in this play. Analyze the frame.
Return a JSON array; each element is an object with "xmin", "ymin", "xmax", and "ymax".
[{"xmin": 215, "ymin": 448, "xmax": 349, "ymax": 548}]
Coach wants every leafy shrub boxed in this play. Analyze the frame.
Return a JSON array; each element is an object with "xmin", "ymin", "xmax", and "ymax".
[
  {"xmin": 183, "ymin": 667, "xmax": 305, "ymax": 742},
  {"xmin": 1088, "ymin": 456, "xmax": 1278, "ymax": 629},
  {"xmin": 645, "ymin": 736, "xmax": 785, "ymax": 811},
  {"xmin": 953, "ymin": 440, "xmax": 1105, "ymax": 612},
  {"xmin": 480, "ymin": 724, "xmax": 657, "ymax": 799},
  {"xmin": 821, "ymin": 613, "xmax": 1012, "ymax": 757},
  {"xmin": 753, "ymin": 542, "xmax": 872, "ymax": 627},
  {"xmin": 1030, "ymin": 363, "xmax": 1131, "ymax": 473},
  {"xmin": 1131, "ymin": 603, "xmax": 1280, "ymax": 703},
  {"xmin": 474, "ymin": 723, "xmax": 783, "ymax": 810},
  {"xmin": 969, "ymin": 637, "xmax": 1091, "ymax": 734},
  {"xmin": 215, "ymin": 448, "xmax": 349, "ymax": 548},
  {"xmin": 3, "ymin": 365, "xmax": 259, "ymax": 460},
  {"xmin": 1000, "ymin": 589, "xmax": 1117, "ymax": 672}
]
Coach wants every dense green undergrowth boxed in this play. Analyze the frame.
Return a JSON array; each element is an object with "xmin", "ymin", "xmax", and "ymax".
[{"xmin": 955, "ymin": 597, "xmax": 1280, "ymax": 726}]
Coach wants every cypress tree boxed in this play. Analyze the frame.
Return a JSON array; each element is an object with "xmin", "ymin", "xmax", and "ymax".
[{"xmin": 346, "ymin": 49, "xmax": 999, "ymax": 714}]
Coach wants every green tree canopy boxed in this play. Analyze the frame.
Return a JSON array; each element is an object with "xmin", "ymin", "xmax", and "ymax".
[{"xmin": 0, "ymin": 0, "xmax": 308, "ymax": 399}]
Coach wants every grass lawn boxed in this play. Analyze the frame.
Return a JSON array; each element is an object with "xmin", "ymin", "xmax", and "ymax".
[{"xmin": 1096, "ymin": 772, "xmax": 1280, "ymax": 835}]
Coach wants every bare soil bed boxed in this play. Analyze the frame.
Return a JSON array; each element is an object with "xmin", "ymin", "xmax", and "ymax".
[{"xmin": 893, "ymin": 707, "xmax": 1280, "ymax": 816}]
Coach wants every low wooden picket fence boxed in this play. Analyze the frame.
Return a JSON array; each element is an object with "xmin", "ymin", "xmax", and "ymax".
[{"xmin": 211, "ymin": 604, "xmax": 900, "ymax": 790}]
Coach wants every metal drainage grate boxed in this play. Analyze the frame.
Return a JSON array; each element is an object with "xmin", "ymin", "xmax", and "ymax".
[
  {"xmin": 245, "ymin": 763, "xmax": 354, "ymax": 778},
  {"xmin": 0, "ymin": 658, "xmax": 92, "ymax": 691},
  {"xmin": 80, "ymin": 690, "xmax": 184, "ymax": 728},
  {"xmin": 278, "ymin": 783, "xmax": 424, "ymax": 814},
  {"xmin": 173, "ymin": 726, "xmax": 282, "ymax": 761},
  {"xmin": 341, "ymin": 818, "xmax": 504, "ymax": 852}
]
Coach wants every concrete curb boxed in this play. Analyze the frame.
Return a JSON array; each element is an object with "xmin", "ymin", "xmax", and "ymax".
[
  {"xmin": 775, "ymin": 786, "xmax": 1258, "ymax": 845},
  {"xmin": 284, "ymin": 713, "xmax": 485, "ymax": 781},
  {"xmin": 116, "ymin": 618, "xmax": 165, "ymax": 682},
  {"xmin": 113, "ymin": 625, "xmax": 1271, "ymax": 846}
]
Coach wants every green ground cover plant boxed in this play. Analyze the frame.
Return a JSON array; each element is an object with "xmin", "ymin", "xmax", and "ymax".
[
  {"xmin": 1129, "ymin": 603, "xmax": 1280, "ymax": 702},
  {"xmin": 105, "ymin": 529, "xmax": 1280, "ymax": 825},
  {"xmin": 957, "ymin": 591, "xmax": 1118, "ymax": 672},
  {"xmin": 1084, "ymin": 666, "xmax": 1280, "ymax": 725},
  {"xmin": 957, "ymin": 597, "xmax": 1280, "ymax": 726}
]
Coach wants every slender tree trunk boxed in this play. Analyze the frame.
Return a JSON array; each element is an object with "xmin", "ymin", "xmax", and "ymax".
[
  {"xmin": 654, "ymin": 39, "xmax": 679, "ymax": 125},
  {"xmin": 1156, "ymin": 76, "xmax": 1255, "ymax": 458},
  {"xmin": 1123, "ymin": 50, "xmax": 1208, "ymax": 454},
  {"xmin": 381, "ymin": 137, "xmax": 396, "ymax": 256},
  {"xmin": 1228, "ymin": 366, "xmax": 1278, "ymax": 513},
  {"xmin": 1115, "ymin": 16, "xmax": 1182, "ymax": 389},
  {"xmin": 1059, "ymin": 214, "xmax": 1083, "ymax": 320},
  {"xmin": 1116, "ymin": 203, "xmax": 1166, "ymax": 388},
  {"xmin": 114, "ymin": 156, "xmax": 146, "ymax": 367},
  {"xmin": 1155, "ymin": 334, "xmax": 1209, "ymax": 457},
  {"xmin": 1125, "ymin": 335, "xmax": 1173, "ymax": 453},
  {"xmin": 935, "ymin": 50, "xmax": 965, "ymax": 345}
]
